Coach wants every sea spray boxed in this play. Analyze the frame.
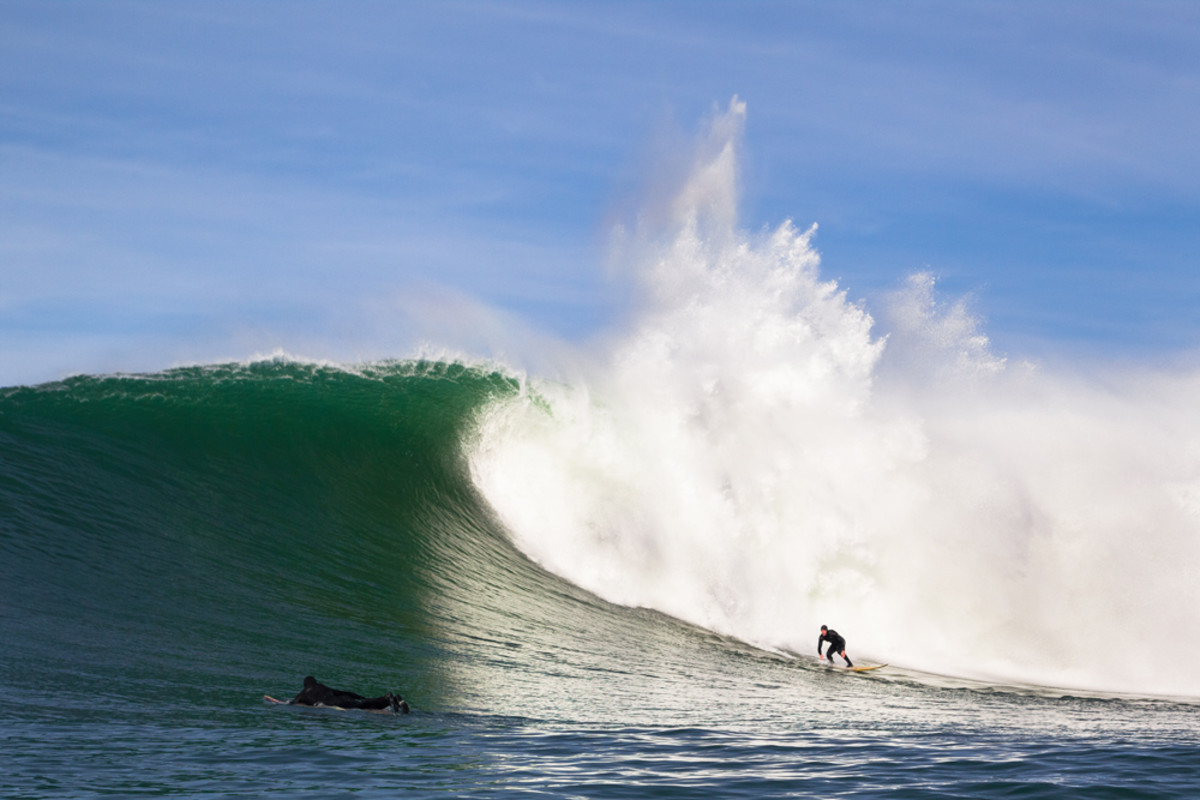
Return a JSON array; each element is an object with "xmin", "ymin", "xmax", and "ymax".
[{"xmin": 468, "ymin": 99, "xmax": 1200, "ymax": 697}]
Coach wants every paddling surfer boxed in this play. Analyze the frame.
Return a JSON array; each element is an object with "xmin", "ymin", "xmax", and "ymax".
[
  {"xmin": 290, "ymin": 676, "xmax": 409, "ymax": 713},
  {"xmin": 818, "ymin": 625, "xmax": 853, "ymax": 667}
]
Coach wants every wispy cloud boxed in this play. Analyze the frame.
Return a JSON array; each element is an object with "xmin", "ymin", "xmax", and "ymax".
[{"xmin": 3, "ymin": 1, "xmax": 1200, "ymax": 385}]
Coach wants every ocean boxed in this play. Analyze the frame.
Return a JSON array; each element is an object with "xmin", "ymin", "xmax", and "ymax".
[
  {"xmin": 4, "ymin": 104, "xmax": 1200, "ymax": 796},
  {"xmin": 2, "ymin": 352, "xmax": 1198, "ymax": 798}
]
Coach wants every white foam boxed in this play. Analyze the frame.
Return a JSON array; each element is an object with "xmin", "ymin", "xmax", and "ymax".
[{"xmin": 468, "ymin": 99, "xmax": 1200, "ymax": 697}]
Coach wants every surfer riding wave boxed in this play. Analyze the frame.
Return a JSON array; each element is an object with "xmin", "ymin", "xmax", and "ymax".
[{"xmin": 818, "ymin": 625, "xmax": 853, "ymax": 667}]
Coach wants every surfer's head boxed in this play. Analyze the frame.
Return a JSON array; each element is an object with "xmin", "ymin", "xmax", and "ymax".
[
  {"xmin": 303, "ymin": 675, "xmax": 317, "ymax": 688},
  {"xmin": 820, "ymin": 625, "xmax": 827, "ymax": 632}
]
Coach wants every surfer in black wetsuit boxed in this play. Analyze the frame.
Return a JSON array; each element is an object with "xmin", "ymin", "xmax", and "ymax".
[
  {"xmin": 290, "ymin": 676, "xmax": 409, "ymax": 713},
  {"xmin": 818, "ymin": 625, "xmax": 853, "ymax": 667}
]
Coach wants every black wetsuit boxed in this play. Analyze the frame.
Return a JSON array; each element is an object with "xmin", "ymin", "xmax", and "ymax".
[
  {"xmin": 818, "ymin": 629, "xmax": 853, "ymax": 667},
  {"xmin": 290, "ymin": 676, "xmax": 407, "ymax": 712}
]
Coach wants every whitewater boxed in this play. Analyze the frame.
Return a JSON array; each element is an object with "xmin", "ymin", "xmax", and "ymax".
[{"xmin": 469, "ymin": 98, "xmax": 1200, "ymax": 698}]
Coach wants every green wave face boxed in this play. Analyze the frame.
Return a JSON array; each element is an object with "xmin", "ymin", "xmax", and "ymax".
[{"xmin": 0, "ymin": 361, "xmax": 529, "ymax": 707}]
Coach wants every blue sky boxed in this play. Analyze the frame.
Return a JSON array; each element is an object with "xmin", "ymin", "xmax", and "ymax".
[{"xmin": 3, "ymin": 1, "xmax": 1199, "ymax": 385}]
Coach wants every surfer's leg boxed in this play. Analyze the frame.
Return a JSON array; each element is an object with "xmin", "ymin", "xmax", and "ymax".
[
  {"xmin": 842, "ymin": 651, "xmax": 853, "ymax": 667},
  {"xmin": 355, "ymin": 696, "xmax": 393, "ymax": 711}
]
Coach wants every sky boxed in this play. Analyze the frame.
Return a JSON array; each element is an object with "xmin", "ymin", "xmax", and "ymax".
[{"xmin": 3, "ymin": 0, "xmax": 1199, "ymax": 386}]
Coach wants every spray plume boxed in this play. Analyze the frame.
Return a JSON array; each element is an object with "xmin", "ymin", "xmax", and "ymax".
[{"xmin": 470, "ymin": 99, "xmax": 1200, "ymax": 697}]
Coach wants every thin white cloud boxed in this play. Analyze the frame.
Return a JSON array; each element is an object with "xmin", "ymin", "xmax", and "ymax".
[{"xmin": 3, "ymin": 0, "xmax": 1200, "ymax": 386}]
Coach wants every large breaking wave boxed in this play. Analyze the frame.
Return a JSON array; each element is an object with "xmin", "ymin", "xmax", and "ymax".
[{"xmin": 468, "ymin": 98, "xmax": 1200, "ymax": 697}]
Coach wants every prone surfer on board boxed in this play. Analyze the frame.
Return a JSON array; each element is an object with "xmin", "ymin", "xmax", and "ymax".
[
  {"xmin": 818, "ymin": 625, "xmax": 853, "ymax": 667},
  {"xmin": 288, "ymin": 675, "xmax": 409, "ymax": 713}
]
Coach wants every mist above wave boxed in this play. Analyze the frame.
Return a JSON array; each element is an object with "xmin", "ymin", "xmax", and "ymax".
[{"xmin": 469, "ymin": 98, "xmax": 1200, "ymax": 698}]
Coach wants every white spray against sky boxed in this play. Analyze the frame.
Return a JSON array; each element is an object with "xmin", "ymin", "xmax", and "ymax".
[{"xmin": 469, "ymin": 98, "xmax": 1200, "ymax": 697}]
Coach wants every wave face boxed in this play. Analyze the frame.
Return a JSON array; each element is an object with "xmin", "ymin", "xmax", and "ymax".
[
  {"xmin": 0, "ymin": 361, "xmax": 528, "ymax": 708},
  {"xmin": 468, "ymin": 100, "xmax": 1200, "ymax": 698}
]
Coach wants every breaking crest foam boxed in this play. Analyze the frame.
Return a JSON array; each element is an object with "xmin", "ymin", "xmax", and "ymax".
[{"xmin": 469, "ymin": 98, "xmax": 1200, "ymax": 697}]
